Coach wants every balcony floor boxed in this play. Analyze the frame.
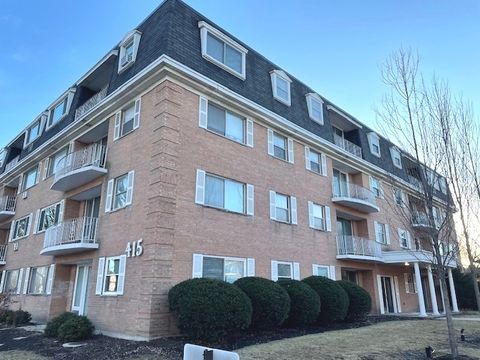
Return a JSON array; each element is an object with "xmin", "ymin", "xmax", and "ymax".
[
  {"xmin": 331, "ymin": 197, "xmax": 380, "ymax": 213},
  {"xmin": 336, "ymin": 254, "xmax": 383, "ymax": 263},
  {"xmin": 51, "ymin": 166, "xmax": 107, "ymax": 192},
  {"xmin": 40, "ymin": 242, "xmax": 99, "ymax": 256},
  {"xmin": 0, "ymin": 211, "xmax": 15, "ymax": 222}
]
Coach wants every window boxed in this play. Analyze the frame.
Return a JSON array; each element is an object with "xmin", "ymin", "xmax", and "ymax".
[
  {"xmin": 46, "ymin": 90, "xmax": 75, "ymax": 129},
  {"xmin": 375, "ymin": 221, "xmax": 389, "ymax": 244},
  {"xmin": 113, "ymin": 99, "xmax": 141, "ymax": 140},
  {"xmin": 104, "ymin": 257, "xmax": 120, "ymax": 293},
  {"xmin": 269, "ymin": 191, "xmax": 297, "ymax": 224},
  {"xmin": 10, "ymin": 214, "xmax": 32, "ymax": 241},
  {"xmin": 22, "ymin": 166, "xmax": 38, "ymax": 190},
  {"xmin": 267, "ymin": 129, "xmax": 294, "ymax": 163},
  {"xmin": 28, "ymin": 266, "xmax": 50, "ymax": 294},
  {"xmin": 202, "ymin": 256, "xmax": 245, "ymax": 283},
  {"xmin": 271, "ymin": 260, "xmax": 299, "ymax": 281},
  {"xmin": 367, "ymin": 132, "xmax": 381, "ymax": 157},
  {"xmin": 390, "ymin": 147, "xmax": 402, "ymax": 169},
  {"xmin": 47, "ymin": 147, "xmax": 69, "ymax": 178},
  {"xmin": 205, "ymin": 174, "xmax": 245, "ymax": 213},
  {"xmin": 398, "ymin": 228, "xmax": 410, "ymax": 249},
  {"xmin": 308, "ymin": 202, "xmax": 330, "ymax": 231},
  {"xmin": 404, "ymin": 273, "xmax": 417, "ymax": 294},
  {"xmin": 96, "ymin": 256, "xmax": 126, "ymax": 296},
  {"xmin": 277, "ymin": 263, "xmax": 292, "ymax": 279},
  {"xmin": 370, "ymin": 176, "xmax": 382, "ymax": 198},
  {"xmin": 305, "ymin": 147, "xmax": 326, "ymax": 175},
  {"xmin": 4, "ymin": 270, "xmax": 19, "ymax": 292},
  {"xmin": 25, "ymin": 117, "xmax": 44, "ymax": 146},
  {"xmin": 270, "ymin": 70, "xmax": 292, "ymax": 106},
  {"xmin": 199, "ymin": 21, "xmax": 248, "ymax": 79},
  {"xmin": 393, "ymin": 188, "xmax": 404, "ymax": 206},
  {"xmin": 36, "ymin": 202, "xmax": 63, "ymax": 233},
  {"xmin": 207, "ymin": 103, "xmax": 245, "ymax": 143},
  {"xmin": 306, "ymin": 93, "xmax": 324, "ymax": 124},
  {"xmin": 118, "ymin": 30, "xmax": 142, "ymax": 72},
  {"xmin": 105, "ymin": 171, "xmax": 135, "ymax": 212}
]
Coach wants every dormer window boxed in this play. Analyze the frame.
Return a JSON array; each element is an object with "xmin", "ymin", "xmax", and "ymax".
[
  {"xmin": 390, "ymin": 147, "xmax": 402, "ymax": 169},
  {"xmin": 46, "ymin": 89, "xmax": 75, "ymax": 130},
  {"xmin": 306, "ymin": 93, "xmax": 324, "ymax": 125},
  {"xmin": 199, "ymin": 21, "xmax": 248, "ymax": 79},
  {"xmin": 118, "ymin": 30, "xmax": 142, "ymax": 73},
  {"xmin": 24, "ymin": 115, "xmax": 46, "ymax": 146},
  {"xmin": 270, "ymin": 70, "xmax": 292, "ymax": 106},
  {"xmin": 367, "ymin": 132, "xmax": 381, "ymax": 157}
]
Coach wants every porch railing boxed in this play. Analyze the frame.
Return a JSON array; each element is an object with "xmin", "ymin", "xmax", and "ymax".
[
  {"xmin": 0, "ymin": 244, "xmax": 6, "ymax": 262},
  {"xmin": 43, "ymin": 217, "xmax": 98, "ymax": 250},
  {"xmin": 74, "ymin": 87, "xmax": 108, "ymax": 120},
  {"xmin": 54, "ymin": 144, "xmax": 107, "ymax": 182},
  {"xmin": 333, "ymin": 134, "xmax": 362, "ymax": 158},
  {"xmin": 332, "ymin": 181, "xmax": 377, "ymax": 206},
  {"xmin": 0, "ymin": 195, "xmax": 16, "ymax": 212},
  {"xmin": 336, "ymin": 235, "xmax": 382, "ymax": 258}
]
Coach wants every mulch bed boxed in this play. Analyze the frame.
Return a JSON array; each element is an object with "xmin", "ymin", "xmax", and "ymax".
[{"xmin": 0, "ymin": 315, "xmax": 425, "ymax": 360}]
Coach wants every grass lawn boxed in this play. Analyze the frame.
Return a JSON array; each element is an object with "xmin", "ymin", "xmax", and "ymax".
[{"xmin": 236, "ymin": 319, "xmax": 480, "ymax": 360}]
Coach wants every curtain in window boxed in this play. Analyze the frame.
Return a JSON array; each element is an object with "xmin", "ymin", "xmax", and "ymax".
[
  {"xmin": 225, "ymin": 180, "xmax": 243, "ymax": 213},
  {"xmin": 205, "ymin": 175, "xmax": 224, "ymax": 208}
]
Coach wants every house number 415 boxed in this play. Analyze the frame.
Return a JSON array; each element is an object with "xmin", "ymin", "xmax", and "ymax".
[{"xmin": 126, "ymin": 239, "xmax": 144, "ymax": 257}]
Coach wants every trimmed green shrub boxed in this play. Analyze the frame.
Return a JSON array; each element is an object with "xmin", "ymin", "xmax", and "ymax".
[
  {"xmin": 234, "ymin": 277, "xmax": 290, "ymax": 329},
  {"xmin": 277, "ymin": 279, "xmax": 320, "ymax": 327},
  {"xmin": 337, "ymin": 280, "xmax": 372, "ymax": 321},
  {"xmin": 45, "ymin": 312, "xmax": 79, "ymax": 338},
  {"xmin": 0, "ymin": 309, "xmax": 13, "ymax": 324},
  {"xmin": 3, "ymin": 309, "xmax": 31, "ymax": 326},
  {"xmin": 57, "ymin": 315, "xmax": 95, "ymax": 341},
  {"xmin": 303, "ymin": 276, "xmax": 349, "ymax": 323},
  {"xmin": 169, "ymin": 278, "xmax": 252, "ymax": 341}
]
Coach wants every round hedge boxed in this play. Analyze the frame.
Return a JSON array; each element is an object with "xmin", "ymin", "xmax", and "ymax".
[
  {"xmin": 337, "ymin": 280, "xmax": 372, "ymax": 322},
  {"xmin": 302, "ymin": 276, "xmax": 349, "ymax": 323},
  {"xmin": 277, "ymin": 279, "xmax": 320, "ymax": 327},
  {"xmin": 45, "ymin": 312, "xmax": 78, "ymax": 338},
  {"xmin": 168, "ymin": 278, "xmax": 252, "ymax": 341},
  {"xmin": 234, "ymin": 277, "xmax": 290, "ymax": 329},
  {"xmin": 57, "ymin": 315, "xmax": 94, "ymax": 341}
]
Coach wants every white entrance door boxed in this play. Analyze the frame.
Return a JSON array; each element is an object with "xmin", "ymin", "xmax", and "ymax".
[{"xmin": 72, "ymin": 265, "xmax": 90, "ymax": 315}]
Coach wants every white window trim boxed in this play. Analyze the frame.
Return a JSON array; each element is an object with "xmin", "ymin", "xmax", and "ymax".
[
  {"xmin": 367, "ymin": 132, "xmax": 381, "ymax": 157},
  {"xmin": 312, "ymin": 264, "xmax": 330, "ymax": 277},
  {"xmin": 22, "ymin": 165, "xmax": 39, "ymax": 191},
  {"xmin": 270, "ymin": 70, "xmax": 292, "ymax": 106},
  {"xmin": 34, "ymin": 200, "xmax": 64, "ymax": 234},
  {"xmin": 305, "ymin": 93, "xmax": 324, "ymax": 125},
  {"xmin": 193, "ymin": 254, "xmax": 248, "ymax": 280},
  {"xmin": 397, "ymin": 228, "xmax": 411, "ymax": 249},
  {"xmin": 10, "ymin": 213, "xmax": 33, "ymax": 242},
  {"xmin": 198, "ymin": 21, "xmax": 248, "ymax": 80},
  {"xmin": 374, "ymin": 221, "xmax": 390, "ymax": 245},
  {"xmin": 99, "ymin": 255, "xmax": 127, "ymax": 296},
  {"xmin": 267, "ymin": 129, "xmax": 294, "ymax": 163},
  {"xmin": 105, "ymin": 171, "xmax": 135, "ymax": 213},
  {"xmin": 46, "ymin": 89, "xmax": 76, "ymax": 131},
  {"xmin": 304, "ymin": 146, "xmax": 327, "ymax": 176},
  {"xmin": 404, "ymin": 273, "xmax": 417, "ymax": 294},
  {"xmin": 24, "ymin": 114, "xmax": 47, "ymax": 147},
  {"xmin": 269, "ymin": 190, "xmax": 297, "ymax": 225},
  {"xmin": 271, "ymin": 260, "xmax": 300, "ymax": 281},
  {"xmin": 390, "ymin": 147, "xmax": 402, "ymax": 169},
  {"xmin": 26, "ymin": 265, "xmax": 50, "ymax": 295},
  {"xmin": 308, "ymin": 201, "xmax": 331, "ymax": 232},
  {"xmin": 369, "ymin": 176, "xmax": 384, "ymax": 199},
  {"xmin": 118, "ymin": 30, "xmax": 142, "ymax": 73},
  {"xmin": 113, "ymin": 98, "xmax": 141, "ymax": 141}
]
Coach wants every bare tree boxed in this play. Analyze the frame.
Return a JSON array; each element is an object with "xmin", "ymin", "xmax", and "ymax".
[{"xmin": 377, "ymin": 48, "xmax": 461, "ymax": 357}]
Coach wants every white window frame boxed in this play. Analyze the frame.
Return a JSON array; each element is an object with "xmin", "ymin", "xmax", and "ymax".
[
  {"xmin": 404, "ymin": 273, "xmax": 417, "ymax": 294},
  {"xmin": 276, "ymin": 261, "xmax": 293, "ymax": 280},
  {"xmin": 305, "ymin": 146, "xmax": 327, "ymax": 176},
  {"xmin": 1, "ymin": 269, "xmax": 20, "ymax": 293},
  {"xmin": 46, "ymin": 89, "xmax": 75, "ymax": 130},
  {"xmin": 10, "ymin": 214, "xmax": 32, "ymax": 242},
  {"xmin": 35, "ymin": 201, "xmax": 64, "ymax": 234},
  {"xmin": 308, "ymin": 201, "xmax": 330, "ymax": 231},
  {"xmin": 201, "ymin": 255, "xmax": 247, "ymax": 283},
  {"xmin": 267, "ymin": 129, "xmax": 294, "ymax": 163},
  {"xmin": 393, "ymin": 188, "xmax": 404, "ymax": 207},
  {"xmin": 312, "ymin": 264, "xmax": 336, "ymax": 280},
  {"xmin": 269, "ymin": 191, "xmax": 297, "ymax": 225},
  {"xmin": 22, "ymin": 166, "xmax": 39, "ymax": 191},
  {"xmin": 270, "ymin": 70, "xmax": 292, "ymax": 106},
  {"xmin": 374, "ymin": 221, "xmax": 390, "ymax": 245},
  {"xmin": 398, "ymin": 228, "xmax": 411, "ymax": 249},
  {"xmin": 370, "ymin": 176, "xmax": 383, "ymax": 198},
  {"xmin": 203, "ymin": 173, "xmax": 246, "ymax": 214},
  {"xmin": 271, "ymin": 260, "xmax": 300, "ymax": 281},
  {"xmin": 390, "ymin": 147, "xmax": 402, "ymax": 169},
  {"xmin": 118, "ymin": 30, "xmax": 142, "ymax": 73},
  {"xmin": 198, "ymin": 21, "xmax": 248, "ymax": 80},
  {"xmin": 99, "ymin": 255, "xmax": 126, "ymax": 296},
  {"xmin": 105, "ymin": 171, "xmax": 135, "ymax": 213},
  {"xmin": 45, "ymin": 146, "xmax": 69, "ymax": 179},
  {"xmin": 306, "ymin": 93, "xmax": 324, "ymax": 125},
  {"xmin": 24, "ymin": 115, "xmax": 46, "ymax": 147},
  {"xmin": 113, "ymin": 98, "xmax": 141, "ymax": 140},
  {"xmin": 192, "ymin": 253, "xmax": 255, "ymax": 280},
  {"xmin": 27, "ymin": 266, "xmax": 50, "ymax": 295},
  {"xmin": 367, "ymin": 132, "xmax": 381, "ymax": 157}
]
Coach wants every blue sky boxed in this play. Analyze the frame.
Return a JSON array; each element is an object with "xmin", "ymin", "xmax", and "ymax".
[{"xmin": 1, "ymin": 0, "xmax": 479, "ymax": 146}]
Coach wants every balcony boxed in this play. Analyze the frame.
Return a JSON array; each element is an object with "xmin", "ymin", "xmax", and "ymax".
[
  {"xmin": 75, "ymin": 87, "xmax": 108, "ymax": 121},
  {"xmin": 51, "ymin": 144, "xmax": 107, "ymax": 192},
  {"xmin": 332, "ymin": 182, "xmax": 379, "ymax": 213},
  {"xmin": 411, "ymin": 211, "xmax": 435, "ymax": 231},
  {"xmin": 4, "ymin": 156, "xmax": 19, "ymax": 173},
  {"xmin": 40, "ymin": 217, "xmax": 99, "ymax": 256},
  {"xmin": 0, "ymin": 196, "xmax": 16, "ymax": 221},
  {"xmin": 0, "ymin": 244, "xmax": 6, "ymax": 265},
  {"xmin": 336, "ymin": 235, "xmax": 383, "ymax": 261},
  {"xmin": 333, "ymin": 134, "xmax": 362, "ymax": 158}
]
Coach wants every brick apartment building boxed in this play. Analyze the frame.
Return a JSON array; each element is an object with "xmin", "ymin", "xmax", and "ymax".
[{"xmin": 0, "ymin": 0, "xmax": 459, "ymax": 340}]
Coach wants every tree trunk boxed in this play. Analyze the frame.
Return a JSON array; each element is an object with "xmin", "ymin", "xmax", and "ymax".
[
  {"xmin": 470, "ymin": 266, "xmax": 480, "ymax": 311},
  {"xmin": 437, "ymin": 267, "xmax": 459, "ymax": 358}
]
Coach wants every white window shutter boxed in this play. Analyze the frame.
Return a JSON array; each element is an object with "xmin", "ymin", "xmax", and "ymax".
[
  {"xmin": 293, "ymin": 262, "xmax": 300, "ymax": 280},
  {"xmin": 312, "ymin": 264, "xmax": 317, "ymax": 276},
  {"xmin": 17, "ymin": 268, "xmax": 24, "ymax": 294},
  {"xmin": 407, "ymin": 231, "xmax": 412, "ymax": 249},
  {"xmin": 325, "ymin": 206, "xmax": 332, "ymax": 232},
  {"xmin": 267, "ymin": 129, "xmax": 274, "ymax": 156},
  {"xmin": 35, "ymin": 167, "xmax": 40, "ymax": 185},
  {"xmin": 46, "ymin": 264, "xmax": 55, "ymax": 295},
  {"xmin": 271, "ymin": 261, "xmax": 278, "ymax": 281},
  {"xmin": 329, "ymin": 265, "xmax": 336, "ymax": 280},
  {"xmin": 113, "ymin": 111, "xmax": 122, "ymax": 140},
  {"xmin": 247, "ymin": 258, "xmax": 255, "ymax": 277},
  {"xmin": 33, "ymin": 209, "xmax": 40, "ymax": 234},
  {"xmin": 246, "ymin": 184, "xmax": 254, "ymax": 216},
  {"xmin": 385, "ymin": 224, "xmax": 391, "ymax": 244},
  {"xmin": 126, "ymin": 171, "xmax": 135, "ymax": 206},
  {"xmin": 374, "ymin": 221, "xmax": 379, "ymax": 242},
  {"xmin": 321, "ymin": 153, "xmax": 327, "ymax": 176},
  {"xmin": 287, "ymin": 138, "xmax": 294, "ymax": 163},
  {"xmin": 133, "ymin": 98, "xmax": 141, "ymax": 129},
  {"xmin": 305, "ymin": 146, "xmax": 311, "ymax": 170},
  {"xmin": 269, "ymin": 190, "xmax": 276, "ymax": 220},
  {"xmin": 116, "ymin": 255, "xmax": 127, "ymax": 295},
  {"xmin": 105, "ymin": 179, "xmax": 114, "ymax": 212},
  {"xmin": 8, "ymin": 221, "xmax": 15, "ymax": 242},
  {"xmin": 58, "ymin": 200, "xmax": 65, "ymax": 222},
  {"xmin": 404, "ymin": 273, "xmax": 410, "ymax": 294},
  {"xmin": 290, "ymin": 196, "xmax": 297, "ymax": 225},
  {"xmin": 308, "ymin": 201, "xmax": 314, "ymax": 228},
  {"xmin": 198, "ymin": 96, "xmax": 208, "ymax": 129},
  {"xmin": 26, "ymin": 213, "xmax": 33, "ymax": 236},
  {"xmin": 369, "ymin": 176, "xmax": 374, "ymax": 192},
  {"xmin": 195, "ymin": 169, "xmax": 206, "ymax": 205},
  {"xmin": 42, "ymin": 158, "xmax": 50, "ymax": 180},
  {"xmin": 192, "ymin": 253, "xmax": 203, "ymax": 278},
  {"xmin": 0, "ymin": 271, "xmax": 5, "ymax": 293},
  {"xmin": 96, "ymin": 257, "xmax": 105, "ymax": 295},
  {"xmin": 397, "ymin": 228, "xmax": 403, "ymax": 245},
  {"xmin": 246, "ymin": 118, "xmax": 254, "ymax": 147},
  {"xmin": 22, "ymin": 267, "xmax": 30, "ymax": 294},
  {"xmin": 17, "ymin": 175, "xmax": 23, "ymax": 194}
]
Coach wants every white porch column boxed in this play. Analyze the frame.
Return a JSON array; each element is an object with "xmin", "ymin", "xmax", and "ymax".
[
  {"xmin": 427, "ymin": 265, "xmax": 440, "ymax": 315},
  {"xmin": 439, "ymin": 276, "xmax": 446, "ymax": 314},
  {"xmin": 447, "ymin": 268, "xmax": 459, "ymax": 313},
  {"xmin": 414, "ymin": 262, "xmax": 427, "ymax": 317}
]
